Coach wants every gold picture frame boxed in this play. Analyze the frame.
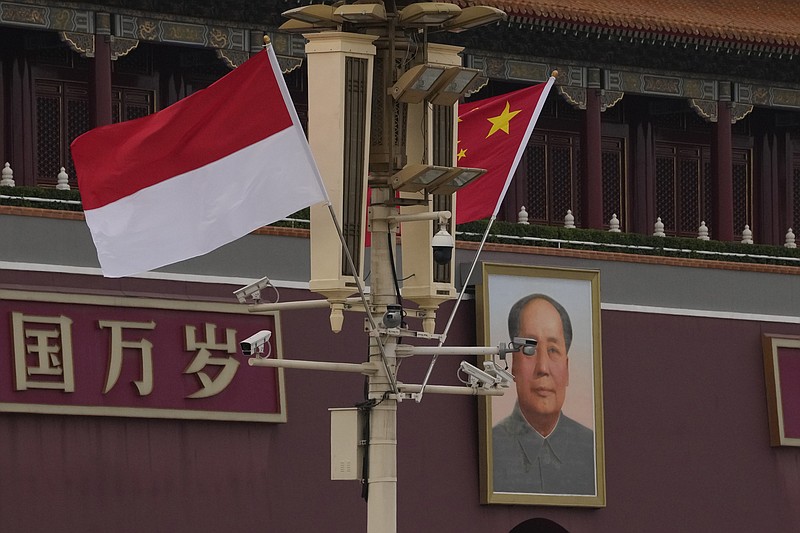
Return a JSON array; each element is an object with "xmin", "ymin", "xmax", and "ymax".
[
  {"xmin": 762, "ymin": 334, "xmax": 800, "ymax": 447},
  {"xmin": 476, "ymin": 263, "xmax": 606, "ymax": 507}
]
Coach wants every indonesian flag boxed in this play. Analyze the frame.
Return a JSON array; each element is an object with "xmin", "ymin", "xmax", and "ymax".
[
  {"xmin": 72, "ymin": 47, "xmax": 328, "ymax": 278},
  {"xmin": 455, "ymin": 79, "xmax": 554, "ymax": 224}
]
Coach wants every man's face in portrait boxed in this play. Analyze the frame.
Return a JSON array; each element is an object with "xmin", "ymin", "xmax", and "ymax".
[{"xmin": 513, "ymin": 298, "xmax": 570, "ymax": 435}]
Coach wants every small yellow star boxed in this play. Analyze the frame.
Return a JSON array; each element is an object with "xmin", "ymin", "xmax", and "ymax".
[
  {"xmin": 457, "ymin": 148, "xmax": 467, "ymax": 160},
  {"xmin": 486, "ymin": 101, "xmax": 521, "ymax": 138}
]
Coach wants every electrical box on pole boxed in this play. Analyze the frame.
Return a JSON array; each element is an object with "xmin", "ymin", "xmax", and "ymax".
[{"xmin": 330, "ymin": 407, "xmax": 365, "ymax": 481}]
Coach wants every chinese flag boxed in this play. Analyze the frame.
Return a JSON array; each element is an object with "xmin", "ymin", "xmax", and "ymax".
[{"xmin": 455, "ymin": 79, "xmax": 554, "ymax": 224}]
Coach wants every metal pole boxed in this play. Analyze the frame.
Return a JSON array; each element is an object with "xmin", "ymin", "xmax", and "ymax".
[{"xmin": 367, "ymin": 187, "xmax": 398, "ymax": 533}]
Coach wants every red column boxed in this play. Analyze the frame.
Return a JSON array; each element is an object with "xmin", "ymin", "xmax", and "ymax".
[
  {"xmin": 712, "ymin": 85, "xmax": 734, "ymax": 241},
  {"xmin": 90, "ymin": 13, "xmax": 113, "ymax": 128},
  {"xmin": 582, "ymin": 69, "xmax": 603, "ymax": 229}
]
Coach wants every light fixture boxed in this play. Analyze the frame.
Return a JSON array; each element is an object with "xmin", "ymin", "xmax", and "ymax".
[
  {"xmin": 398, "ymin": 2, "xmax": 461, "ymax": 26},
  {"xmin": 428, "ymin": 67, "xmax": 480, "ymax": 106},
  {"xmin": 390, "ymin": 164, "xmax": 452, "ymax": 192},
  {"xmin": 334, "ymin": 3, "xmax": 387, "ymax": 23},
  {"xmin": 389, "ymin": 64, "xmax": 447, "ymax": 103},
  {"xmin": 427, "ymin": 167, "xmax": 486, "ymax": 195},
  {"xmin": 278, "ymin": 19, "xmax": 336, "ymax": 33},
  {"xmin": 282, "ymin": 4, "xmax": 339, "ymax": 25},
  {"xmin": 443, "ymin": 6, "xmax": 507, "ymax": 32}
]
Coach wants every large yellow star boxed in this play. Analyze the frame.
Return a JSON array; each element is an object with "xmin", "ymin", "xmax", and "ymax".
[{"xmin": 485, "ymin": 101, "xmax": 521, "ymax": 138}]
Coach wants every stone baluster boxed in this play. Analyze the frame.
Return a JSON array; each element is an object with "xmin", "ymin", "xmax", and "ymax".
[
  {"xmin": 741, "ymin": 224, "xmax": 753, "ymax": 244},
  {"xmin": 653, "ymin": 217, "xmax": 665, "ymax": 237},
  {"xmin": 518, "ymin": 206, "xmax": 529, "ymax": 225},
  {"xmin": 1, "ymin": 162, "xmax": 14, "ymax": 187},
  {"xmin": 785, "ymin": 228, "xmax": 796, "ymax": 249},
  {"xmin": 609, "ymin": 214, "xmax": 621, "ymax": 232},
  {"xmin": 56, "ymin": 167, "xmax": 71, "ymax": 190},
  {"xmin": 564, "ymin": 209, "xmax": 575, "ymax": 228},
  {"xmin": 698, "ymin": 221, "xmax": 710, "ymax": 241}
]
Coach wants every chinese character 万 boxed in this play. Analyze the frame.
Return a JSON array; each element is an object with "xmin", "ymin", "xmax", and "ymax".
[{"xmin": 98, "ymin": 320, "xmax": 156, "ymax": 396}]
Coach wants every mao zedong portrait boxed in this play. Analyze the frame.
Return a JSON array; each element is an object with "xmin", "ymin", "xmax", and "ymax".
[{"xmin": 492, "ymin": 294, "xmax": 595, "ymax": 495}]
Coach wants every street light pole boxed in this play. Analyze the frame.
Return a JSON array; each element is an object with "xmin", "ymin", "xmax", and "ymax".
[{"xmin": 366, "ymin": 187, "xmax": 399, "ymax": 533}]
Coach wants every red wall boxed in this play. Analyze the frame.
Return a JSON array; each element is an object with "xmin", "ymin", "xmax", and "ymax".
[{"xmin": 1, "ymin": 277, "xmax": 799, "ymax": 532}]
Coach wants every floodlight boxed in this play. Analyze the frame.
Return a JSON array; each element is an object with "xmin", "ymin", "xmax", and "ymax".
[
  {"xmin": 389, "ymin": 64, "xmax": 447, "ymax": 103},
  {"xmin": 279, "ymin": 19, "xmax": 337, "ymax": 33},
  {"xmin": 398, "ymin": 2, "xmax": 461, "ymax": 26},
  {"xmin": 443, "ymin": 6, "xmax": 507, "ymax": 32},
  {"xmin": 428, "ymin": 67, "xmax": 481, "ymax": 106},
  {"xmin": 282, "ymin": 4, "xmax": 339, "ymax": 24},
  {"xmin": 427, "ymin": 167, "xmax": 485, "ymax": 195},
  {"xmin": 390, "ymin": 163, "xmax": 451, "ymax": 192},
  {"xmin": 334, "ymin": 3, "xmax": 387, "ymax": 23}
]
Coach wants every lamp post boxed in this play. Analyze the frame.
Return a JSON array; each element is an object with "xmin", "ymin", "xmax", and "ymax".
[{"xmin": 272, "ymin": 4, "xmax": 508, "ymax": 532}]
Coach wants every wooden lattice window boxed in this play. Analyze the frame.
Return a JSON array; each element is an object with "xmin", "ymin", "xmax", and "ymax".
[
  {"xmin": 522, "ymin": 131, "xmax": 581, "ymax": 225},
  {"xmin": 34, "ymin": 79, "xmax": 154, "ymax": 187},
  {"xmin": 655, "ymin": 140, "xmax": 751, "ymax": 236},
  {"xmin": 601, "ymin": 138, "xmax": 625, "ymax": 228},
  {"xmin": 34, "ymin": 79, "xmax": 89, "ymax": 188},
  {"xmin": 732, "ymin": 149, "xmax": 753, "ymax": 236},
  {"xmin": 793, "ymin": 155, "xmax": 800, "ymax": 233}
]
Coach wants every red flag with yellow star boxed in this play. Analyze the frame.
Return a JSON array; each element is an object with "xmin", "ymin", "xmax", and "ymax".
[{"xmin": 455, "ymin": 79, "xmax": 554, "ymax": 224}]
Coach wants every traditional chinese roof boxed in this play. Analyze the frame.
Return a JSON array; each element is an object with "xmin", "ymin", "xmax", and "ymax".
[{"xmin": 452, "ymin": 0, "xmax": 800, "ymax": 52}]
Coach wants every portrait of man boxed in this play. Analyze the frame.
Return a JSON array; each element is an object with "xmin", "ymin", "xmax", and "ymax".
[
  {"xmin": 491, "ymin": 294, "xmax": 595, "ymax": 495},
  {"xmin": 478, "ymin": 264, "xmax": 604, "ymax": 506}
]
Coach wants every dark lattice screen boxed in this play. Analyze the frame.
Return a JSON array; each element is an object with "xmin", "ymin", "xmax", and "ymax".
[
  {"xmin": 523, "ymin": 132, "xmax": 582, "ymax": 225},
  {"xmin": 601, "ymin": 138, "xmax": 625, "ymax": 227},
  {"xmin": 524, "ymin": 136, "xmax": 547, "ymax": 220},
  {"xmin": 35, "ymin": 78, "xmax": 155, "ymax": 187},
  {"xmin": 35, "ymin": 80, "xmax": 89, "ymax": 187},
  {"xmin": 702, "ymin": 159, "xmax": 713, "ymax": 226},
  {"xmin": 732, "ymin": 148, "xmax": 752, "ymax": 235},
  {"xmin": 794, "ymin": 164, "xmax": 800, "ymax": 233},
  {"xmin": 678, "ymin": 158, "xmax": 700, "ymax": 233},
  {"xmin": 655, "ymin": 151, "xmax": 676, "ymax": 232},
  {"xmin": 432, "ymin": 104, "xmax": 454, "ymax": 284},
  {"xmin": 340, "ymin": 56, "xmax": 368, "ymax": 278},
  {"xmin": 654, "ymin": 142, "xmax": 746, "ymax": 237}
]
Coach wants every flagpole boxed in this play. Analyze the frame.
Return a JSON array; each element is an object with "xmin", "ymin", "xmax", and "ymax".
[{"xmin": 414, "ymin": 74, "xmax": 557, "ymax": 402}]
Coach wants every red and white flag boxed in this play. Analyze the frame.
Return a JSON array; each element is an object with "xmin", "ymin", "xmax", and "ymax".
[
  {"xmin": 455, "ymin": 79, "xmax": 554, "ymax": 224},
  {"xmin": 72, "ymin": 47, "xmax": 328, "ymax": 278}
]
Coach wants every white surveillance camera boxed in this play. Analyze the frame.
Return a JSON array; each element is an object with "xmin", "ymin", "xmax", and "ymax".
[
  {"xmin": 459, "ymin": 361, "xmax": 499, "ymax": 388},
  {"xmin": 233, "ymin": 276, "xmax": 273, "ymax": 304},
  {"xmin": 483, "ymin": 361, "xmax": 515, "ymax": 387},
  {"xmin": 431, "ymin": 227, "xmax": 454, "ymax": 265},
  {"xmin": 512, "ymin": 336, "xmax": 538, "ymax": 356},
  {"xmin": 240, "ymin": 330, "xmax": 272, "ymax": 357}
]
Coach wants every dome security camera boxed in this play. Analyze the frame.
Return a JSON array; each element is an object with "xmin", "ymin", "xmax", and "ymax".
[{"xmin": 431, "ymin": 226, "xmax": 454, "ymax": 265}]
